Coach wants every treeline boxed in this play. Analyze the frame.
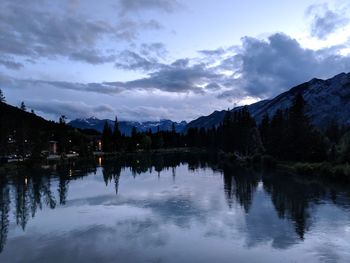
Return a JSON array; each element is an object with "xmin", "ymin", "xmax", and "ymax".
[
  {"xmin": 187, "ymin": 93, "xmax": 350, "ymax": 163},
  {"xmin": 0, "ymin": 99, "xmax": 94, "ymax": 161},
  {"xmin": 102, "ymin": 93, "xmax": 350, "ymax": 164},
  {"xmin": 101, "ymin": 117, "xmax": 183, "ymax": 152}
]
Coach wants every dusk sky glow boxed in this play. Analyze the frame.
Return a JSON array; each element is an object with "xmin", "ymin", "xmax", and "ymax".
[{"xmin": 1, "ymin": 0, "xmax": 350, "ymax": 121}]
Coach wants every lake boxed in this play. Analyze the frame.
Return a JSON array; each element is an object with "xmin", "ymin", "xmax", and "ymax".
[{"xmin": 0, "ymin": 153, "xmax": 350, "ymax": 263}]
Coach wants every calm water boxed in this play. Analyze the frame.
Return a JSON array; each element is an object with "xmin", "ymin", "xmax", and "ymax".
[{"xmin": 0, "ymin": 154, "xmax": 350, "ymax": 263}]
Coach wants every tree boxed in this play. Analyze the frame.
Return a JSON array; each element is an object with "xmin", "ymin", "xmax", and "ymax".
[
  {"xmin": 0, "ymin": 89, "xmax": 5, "ymax": 103},
  {"xmin": 112, "ymin": 116, "xmax": 121, "ymax": 151},
  {"xmin": 59, "ymin": 115, "xmax": 66, "ymax": 125},
  {"xmin": 337, "ymin": 132, "xmax": 350, "ymax": 163},
  {"xmin": 286, "ymin": 93, "xmax": 312, "ymax": 161},
  {"xmin": 131, "ymin": 127, "xmax": 137, "ymax": 139},
  {"xmin": 102, "ymin": 121, "xmax": 113, "ymax": 152},
  {"xmin": 20, "ymin": 101, "xmax": 26, "ymax": 111},
  {"xmin": 259, "ymin": 113, "xmax": 270, "ymax": 145}
]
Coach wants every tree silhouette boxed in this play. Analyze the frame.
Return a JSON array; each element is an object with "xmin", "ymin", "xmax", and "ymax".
[
  {"xmin": 0, "ymin": 89, "xmax": 5, "ymax": 103},
  {"xmin": 20, "ymin": 101, "xmax": 26, "ymax": 111}
]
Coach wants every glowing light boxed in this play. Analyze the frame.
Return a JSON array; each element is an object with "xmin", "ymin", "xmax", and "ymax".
[{"xmin": 98, "ymin": 157, "xmax": 102, "ymax": 166}]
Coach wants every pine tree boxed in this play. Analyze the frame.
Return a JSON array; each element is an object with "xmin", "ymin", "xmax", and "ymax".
[
  {"xmin": 286, "ymin": 93, "xmax": 311, "ymax": 160},
  {"xmin": 102, "ymin": 121, "xmax": 113, "ymax": 152},
  {"xmin": 259, "ymin": 113, "xmax": 270, "ymax": 145},
  {"xmin": 20, "ymin": 101, "xmax": 26, "ymax": 111},
  {"xmin": 0, "ymin": 89, "xmax": 5, "ymax": 103},
  {"xmin": 266, "ymin": 109, "xmax": 285, "ymax": 157},
  {"xmin": 112, "ymin": 116, "xmax": 121, "ymax": 151},
  {"xmin": 59, "ymin": 115, "xmax": 66, "ymax": 125}
]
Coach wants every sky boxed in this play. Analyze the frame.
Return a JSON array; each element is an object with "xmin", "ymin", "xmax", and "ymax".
[{"xmin": 1, "ymin": 0, "xmax": 350, "ymax": 122}]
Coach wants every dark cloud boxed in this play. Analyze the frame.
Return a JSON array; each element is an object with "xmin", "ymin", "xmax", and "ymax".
[
  {"xmin": 217, "ymin": 33, "xmax": 350, "ymax": 99},
  {"xmin": 111, "ymin": 62, "xmax": 222, "ymax": 93},
  {"xmin": 28, "ymin": 100, "xmax": 114, "ymax": 119},
  {"xmin": 307, "ymin": 4, "xmax": 349, "ymax": 40},
  {"xmin": 0, "ymin": 0, "xmax": 165, "ymax": 67},
  {"xmin": 115, "ymin": 50, "xmax": 163, "ymax": 72},
  {"xmin": 0, "ymin": 56, "xmax": 23, "ymax": 70},
  {"xmin": 140, "ymin": 43, "xmax": 168, "ymax": 59},
  {"xmin": 118, "ymin": 0, "xmax": 180, "ymax": 14},
  {"xmin": 115, "ymin": 43, "xmax": 168, "ymax": 71},
  {"xmin": 69, "ymin": 50, "xmax": 116, "ymax": 65},
  {"xmin": 4, "ymin": 32, "xmax": 350, "ymax": 101},
  {"xmin": 0, "ymin": 3, "xmax": 113, "ymax": 57}
]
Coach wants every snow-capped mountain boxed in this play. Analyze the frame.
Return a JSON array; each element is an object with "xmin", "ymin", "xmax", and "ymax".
[
  {"xmin": 186, "ymin": 72, "xmax": 350, "ymax": 130},
  {"xmin": 68, "ymin": 117, "xmax": 187, "ymax": 135}
]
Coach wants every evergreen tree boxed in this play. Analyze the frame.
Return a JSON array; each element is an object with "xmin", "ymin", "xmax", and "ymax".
[
  {"xmin": 102, "ymin": 121, "xmax": 113, "ymax": 152},
  {"xmin": 286, "ymin": 93, "xmax": 312, "ymax": 160},
  {"xmin": 259, "ymin": 113, "xmax": 270, "ymax": 145},
  {"xmin": 59, "ymin": 115, "xmax": 66, "ymax": 125},
  {"xmin": 20, "ymin": 101, "xmax": 26, "ymax": 111},
  {"xmin": 266, "ymin": 109, "xmax": 285, "ymax": 157},
  {"xmin": 112, "ymin": 116, "xmax": 122, "ymax": 151},
  {"xmin": 0, "ymin": 89, "xmax": 5, "ymax": 103}
]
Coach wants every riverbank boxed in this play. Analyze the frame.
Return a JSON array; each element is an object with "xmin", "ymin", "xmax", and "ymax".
[
  {"xmin": 93, "ymin": 147, "xmax": 207, "ymax": 156},
  {"xmin": 2, "ymin": 149, "xmax": 350, "ymax": 182},
  {"xmin": 278, "ymin": 161, "xmax": 350, "ymax": 181}
]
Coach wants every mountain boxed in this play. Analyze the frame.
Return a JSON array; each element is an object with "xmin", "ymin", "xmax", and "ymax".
[
  {"xmin": 0, "ymin": 102, "xmax": 59, "ymax": 131},
  {"xmin": 68, "ymin": 117, "xmax": 187, "ymax": 135},
  {"xmin": 186, "ymin": 72, "xmax": 350, "ymax": 130}
]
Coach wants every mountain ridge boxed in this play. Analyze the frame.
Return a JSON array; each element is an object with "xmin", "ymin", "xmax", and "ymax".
[
  {"xmin": 68, "ymin": 118, "xmax": 187, "ymax": 135},
  {"xmin": 186, "ymin": 72, "xmax": 350, "ymax": 130}
]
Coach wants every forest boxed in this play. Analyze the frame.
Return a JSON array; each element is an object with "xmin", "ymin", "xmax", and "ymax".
[
  {"xmin": 1, "ymin": 88, "xmax": 350, "ymax": 171},
  {"xmin": 101, "ymin": 93, "xmax": 350, "ymax": 165}
]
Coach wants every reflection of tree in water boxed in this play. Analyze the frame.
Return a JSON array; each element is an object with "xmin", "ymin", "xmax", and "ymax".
[
  {"xmin": 0, "ymin": 160, "xmax": 96, "ymax": 253},
  {"xmin": 223, "ymin": 165, "xmax": 260, "ymax": 212},
  {"xmin": 263, "ymin": 172, "xmax": 328, "ymax": 239},
  {"xmin": 102, "ymin": 159, "xmax": 122, "ymax": 195},
  {"xmin": 14, "ymin": 176, "xmax": 30, "ymax": 230},
  {"xmin": 1, "ymin": 153, "xmax": 350, "ymax": 254},
  {"xmin": 0, "ymin": 176, "xmax": 10, "ymax": 253}
]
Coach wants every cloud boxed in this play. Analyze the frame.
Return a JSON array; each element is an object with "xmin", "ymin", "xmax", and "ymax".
[
  {"xmin": 69, "ymin": 50, "xmax": 116, "ymax": 64},
  {"xmin": 28, "ymin": 100, "xmax": 114, "ymax": 119},
  {"xmin": 0, "ymin": 56, "xmax": 23, "ymax": 70},
  {"xmin": 115, "ymin": 50, "xmax": 163, "ymax": 72},
  {"xmin": 118, "ymin": 0, "xmax": 181, "ymax": 14},
  {"xmin": 0, "ymin": 0, "xmax": 166, "ymax": 67},
  {"xmin": 111, "ymin": 61, "xmax": 222, "ymax": 93},
  {"xmin": 4, "ymin": 32, "xmax": 350, "ymax": 102},
  {"xmin": 198, "ymin": 48, "xmax": 226, "ymax": 57},
  {"xmin": 114, "ymin": 43, "xmax": 168, "ymax": 72},
  {"xmin": 140, "ymin": 43, "xmax": 168, "ymax": 59},
  {"xmin": 216, "ymin": 33, "xmax": 350, "ymax": 100},
  {"xmin": 307, "ymin": 4, "xmax": 349, "ymax": 40}
]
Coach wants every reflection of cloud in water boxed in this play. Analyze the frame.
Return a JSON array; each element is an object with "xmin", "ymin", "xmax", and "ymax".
[
  {"xmin": 1, "ymin": 157, "xmax": 350, "ymax": 263},
  {"xmin": 0, "ymin": 221, "xmax": 169, "ymax": 263}
]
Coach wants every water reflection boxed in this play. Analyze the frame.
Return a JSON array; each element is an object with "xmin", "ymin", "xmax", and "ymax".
[{"xmin": 0, "ymin": 153, "xmax": 349, "ymax": 262}]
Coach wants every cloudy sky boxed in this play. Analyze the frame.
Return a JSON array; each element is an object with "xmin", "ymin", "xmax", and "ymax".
[{"xmin": 1, "ymin": 0, "xmax": 350, "ymax": 122}]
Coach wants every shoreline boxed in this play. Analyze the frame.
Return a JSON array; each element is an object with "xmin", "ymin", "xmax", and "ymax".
[{"xmin": 1, "ymin": 149, "xmax": 350, "ymax": 182}]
